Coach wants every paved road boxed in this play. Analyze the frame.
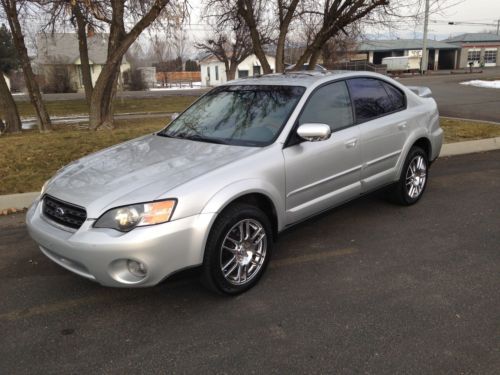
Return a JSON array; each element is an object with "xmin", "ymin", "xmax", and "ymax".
[
  {"xmin": 400, "ymin": 67, "xmax": 500, "ymax": 122},
  {"xmin": 1, "ymin": 151, "xmax": 499, "ymax": 374}
]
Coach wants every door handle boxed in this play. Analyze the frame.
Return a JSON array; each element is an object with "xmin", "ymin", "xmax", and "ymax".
[
  {"xmin": 345, "ymin": 138, "xmax": 358, "ymax": 148},
  {"xmin": 397, "ymin": 122, "xmax": 407, "ymax": 130}
]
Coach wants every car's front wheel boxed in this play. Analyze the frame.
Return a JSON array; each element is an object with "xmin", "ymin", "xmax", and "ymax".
[
  {"xmin": 392, "ymin": 146, "xmax": 429, "ymax": 205},
  {"xmin": 201, "ymin": 203, "xmax": 273, "ymax": 295}
]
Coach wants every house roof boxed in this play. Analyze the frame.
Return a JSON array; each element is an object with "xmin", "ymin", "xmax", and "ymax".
[
  {"xmin": 36, "ymin": 33, "xmax": 126, "ymax": 65},
  {"xmin": 356, "ymin": 39, "xmax": 458, "ymax": 52},
  {"xmin": 443, "ymin": 33, "xmax": 500, "ymax": 43}
]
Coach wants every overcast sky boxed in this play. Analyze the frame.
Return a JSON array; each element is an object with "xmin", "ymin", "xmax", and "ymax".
[
  {"xmin": 186, "ymin": 0, "xmax": 500, "ymax": 41},
  {"xmin": 400, "ymin": 0, "xmax": 500, "ymax": 40}
]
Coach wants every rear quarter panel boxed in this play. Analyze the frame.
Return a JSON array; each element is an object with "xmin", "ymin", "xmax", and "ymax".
[{"xmin": 394, "ymin": 90, "xmax": 442, "ymax": 179}]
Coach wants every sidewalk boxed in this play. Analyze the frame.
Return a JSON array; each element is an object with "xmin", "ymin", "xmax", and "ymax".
[{"xmin": 1, "ymin": 136, "xmax": 499, "ymax": 212}]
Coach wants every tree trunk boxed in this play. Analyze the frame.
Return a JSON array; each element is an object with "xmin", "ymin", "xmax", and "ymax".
[
  {"xmin": 0, "ymin": 72, "xmax": 21, "ymax": 133},
  {"xmin": 227, "ymin": 62, "xmax": 238, "ymax": 80},
  {"xmin": 2, "ymin": 0, "xmax": 51, "ymax": 132},
  {"xmin": 88, "ymin": 0, "xmax": 170, "ymax": 130},
  {"xmin": 294, "ymin": 33, "xmax": 327, "ymax": 71},
  {"xmin": 275, "ymin": 32, "xmax": 287, "ymax": 73},
  {"xmin": 275, "ymin": 0, "xmax": 300, "ymax": 73},
  {"xmin": 248, "ymin": 27, "xmax": 272, "ymax": 74},
  {"xmin": 308, "ymin": 48, "xmax": 322, "ymax": 70},
  {"xmin": 89, "ymin": 60, "xmax": 121, "ymax": 130},
  {"xmin": 73, "ymin": 3, "xmax": 93, "ymax": 106},
  {"xmin": 237, "ymin": 0, "xmax": 272, "ymax": 74}
]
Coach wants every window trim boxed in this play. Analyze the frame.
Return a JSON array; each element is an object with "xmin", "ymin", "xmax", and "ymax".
[
  {"xmin": 346, "ymin": 77, "xmax": 407, "ymax": 125},
  {"xmin": 284, "ymin": 76, "xmax": 408, "ymax": 148},
  {"xmin": 284, "ymin": 79, "xmax": 357, "ymax": 148},
  {"xmin": 298, "ymin": 79, "xmax": 356, "ymax": 133}
]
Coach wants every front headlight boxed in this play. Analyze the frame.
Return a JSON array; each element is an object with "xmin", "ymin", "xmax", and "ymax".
[
  {"xmin": 94, "ymin": 199, "xmax": 177, "ymax": 232},
  {"xmin": 40, "ymin": 180, "xmax": 50, "ymax": 196}
]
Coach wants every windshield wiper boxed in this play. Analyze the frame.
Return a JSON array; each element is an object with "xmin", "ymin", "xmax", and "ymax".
[
  {"xmin": 157, "ymin": 132, "xmax": 228, "ymax": 145},
  {"xmin": 183, "ymin": 134, "xmax": 228, "ymax": 145}
]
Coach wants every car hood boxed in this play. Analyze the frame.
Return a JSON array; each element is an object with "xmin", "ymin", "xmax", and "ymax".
[{"xmin": 45, "ymin": 134, "xmax": 258, "ymax": 218}]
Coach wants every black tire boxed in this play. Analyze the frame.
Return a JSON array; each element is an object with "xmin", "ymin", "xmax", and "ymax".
[
  {"xmin": 201, "ymin": 203, "xmax": 273, "ymax": 295},
  {"xmin": 391, "ymin": 146, "xmax": 429, "ymax": 205}
]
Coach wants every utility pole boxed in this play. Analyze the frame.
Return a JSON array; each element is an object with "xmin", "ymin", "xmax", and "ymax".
[
  {"xmin": 421, "ymin": 0, "xmax": 430, "ymax": 74},
  {"xmin": 497, "ymin": 19, "xmax": 499, "ymax": 35}
]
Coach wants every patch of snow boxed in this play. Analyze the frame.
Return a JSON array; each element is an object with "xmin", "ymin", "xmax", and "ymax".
[{"xmin": 460, "ymin": 80, "xmax": 500, "ymax": 89}]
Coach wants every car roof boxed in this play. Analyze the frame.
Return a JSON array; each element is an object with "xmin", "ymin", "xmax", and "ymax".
[{"xmin": 224, "ymin": 70, "xmax": 382, "ymax": 88}]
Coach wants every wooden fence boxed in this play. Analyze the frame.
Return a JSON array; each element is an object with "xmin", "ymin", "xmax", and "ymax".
[{"xmin": 156, "ymin": 71, "xmax": 201, "ymax": 87}]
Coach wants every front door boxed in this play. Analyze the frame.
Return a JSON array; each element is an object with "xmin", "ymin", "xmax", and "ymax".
[{"xmin": 283, "ymin": 81, "xmax": 363, "ymax": 225}]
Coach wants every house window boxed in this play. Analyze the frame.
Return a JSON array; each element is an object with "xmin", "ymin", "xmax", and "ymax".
[
  {"xmin": 467, "ymin": 49, "xmax": 481, "ymax": 62},
  {"xmin": 215, "ymin": 65, "xmax": 219, "ymax": 80},
  {"xmin": 207, "ymin": 66, "xmax": 210, "ymax": 79},
  {"xmin": 484, "ymin": 49, "xmax": 497, "ymax": 64},
  {"xmin": 253, "ymin": 65, "xmax": 261, "ymax": 76},
  {"xmin": 238, "ymin": 70, "xmax": 249, "ymax": 78}
]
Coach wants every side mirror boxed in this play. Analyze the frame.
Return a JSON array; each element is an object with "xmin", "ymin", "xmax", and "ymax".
[
  {"xmin": 171, "ymin": 112, "xmax": 179, "ymax": 121},
  {"xmin": 297, "ymin": 123, "xmax": 331, "ymax": 142}
]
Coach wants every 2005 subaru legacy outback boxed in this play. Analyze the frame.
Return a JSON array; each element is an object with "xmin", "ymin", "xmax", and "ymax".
[{"xmin": 27, "ymin": 71, "xmax": 443, "ymax": 294}]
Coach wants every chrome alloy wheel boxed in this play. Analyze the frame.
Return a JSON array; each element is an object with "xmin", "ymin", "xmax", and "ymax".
[
  {"xmin": 405, "ymin": 155, "xmax": 427, "ymax": 199},
  {"xmin": 220, "ymin": 219, "xmax": 267, "ymax": 286}
]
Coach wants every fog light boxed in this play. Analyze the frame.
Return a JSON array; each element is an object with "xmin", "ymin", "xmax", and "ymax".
[{"xmin": 127, "ymin": 260, "xmax": 147, "ymax": 278}]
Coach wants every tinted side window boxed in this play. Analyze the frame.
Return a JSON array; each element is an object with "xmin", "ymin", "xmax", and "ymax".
[
  {"xmin": 347, "ymin": 78, "xmax": 393, "ymax": 123},
  {"xmin": 299, "ymin": 81, "xmax": 353, "ymax": 131},
  {"xmin": 381, "ymin": 81, "xmax": 405, "ymax": 111}
]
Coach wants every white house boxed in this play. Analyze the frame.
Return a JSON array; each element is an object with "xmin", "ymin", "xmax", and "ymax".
[
  {"xmin": 36, "ymin": 33, "xmax": 130, "ymax": 92},
  {"xmin": 200, "ymin": 54, "xmax": 276, "ymax": 87}
]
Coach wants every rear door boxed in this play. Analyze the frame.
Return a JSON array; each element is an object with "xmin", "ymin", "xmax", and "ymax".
[
  {"xmin": 346, "ymin": 78, "xmax": 408, "ymax": 192},
  {"xmin": 283, "ymin": 80, "xmax": 362, "ymax": 225}
]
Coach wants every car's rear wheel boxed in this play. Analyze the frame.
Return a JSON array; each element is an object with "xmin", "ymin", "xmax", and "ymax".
[
  {"xmin": 392, "ymin": 146, "xmax": 428, "ymax": 205},
  {"xmin": 201, "ymin": 203, "xmax": 273, "ymax": 295}
]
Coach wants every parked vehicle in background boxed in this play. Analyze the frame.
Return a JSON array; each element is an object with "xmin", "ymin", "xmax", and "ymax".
[
  {"xmin": 26, "ymin": 71, "xmax": 442, "ymax": 295},
  {"xmin": 383, "ymin": 56, "xmax": 421, "ymax": 73}
]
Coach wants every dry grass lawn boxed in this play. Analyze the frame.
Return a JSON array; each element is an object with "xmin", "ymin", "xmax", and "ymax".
[
  {"xmin": 0, "ymin": 116, "xmax": 499, "ymax": 195},
  {"xmin": 440, "ymin": 117, "xmax": 500, "ymax": 143},
  {"xmin": 3, "ymin": 96, "xmax": 199, "ymax": 118}
]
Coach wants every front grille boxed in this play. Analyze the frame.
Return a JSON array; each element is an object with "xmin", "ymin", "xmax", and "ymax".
[{"xmin": 43, "ymin": 195, "xmax": 87, "ymax": 229}]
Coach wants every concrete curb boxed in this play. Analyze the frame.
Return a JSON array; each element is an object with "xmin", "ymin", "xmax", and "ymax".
[
  {"xmin": 1, "ymin": 137, "xmax": 499, "ymax": 212},
  {"xmin": 440, "ymin": 136, "xmax": 500, "ymax": 157},
  {"xmin": 0, "ymin": 192, "xmax": 40, "ymax": 213},
  {"xmin": 440, "ymin": 116, "xmax": 500, "ymax": 127}
]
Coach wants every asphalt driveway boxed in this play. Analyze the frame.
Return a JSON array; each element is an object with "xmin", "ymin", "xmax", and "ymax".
[
  {"xmin": 400, "ymin": 68, "xmax": 500, "ymax": 122},
  {"xmin": 1, "ymin": 151, "xmax": 499, "ymax": 374}
]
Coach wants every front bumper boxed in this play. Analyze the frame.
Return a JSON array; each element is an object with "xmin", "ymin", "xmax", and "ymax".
[{"xmin": 26, "ymin": 199, "xmax": 216, "ymax": 287}]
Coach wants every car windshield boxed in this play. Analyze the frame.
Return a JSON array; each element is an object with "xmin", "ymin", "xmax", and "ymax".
[{"xmin": 158, "ymin": 85, "xmax": 305, "ymax": 147}]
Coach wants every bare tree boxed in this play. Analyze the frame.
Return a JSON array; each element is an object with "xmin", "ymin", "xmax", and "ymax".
[
  {"xmin": 288, "ymin": 0, "xmax": 390, "ymax": 70},
  {"xmin": 235, "ymin": 0, "xmax": 273, "ymax": 73},
  {"xmin": 82, "ymin": 0, "xmax": 184, "ymax": 130},
  {"xmin": 274, "ymin": 0, "xmax": 300, "ymax": 72},
  {"xmin": 1, "ymin": 0, "xmax": 51, "ymax": 131},
  {"xmin": 196, "ymin": 5, "xmax": 253, "ymax": 81}
]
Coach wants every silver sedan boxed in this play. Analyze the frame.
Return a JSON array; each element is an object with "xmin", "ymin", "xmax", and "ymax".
[{"xmin": 26, "ymin": 71, "xmax": 442, "ymax": 294}]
